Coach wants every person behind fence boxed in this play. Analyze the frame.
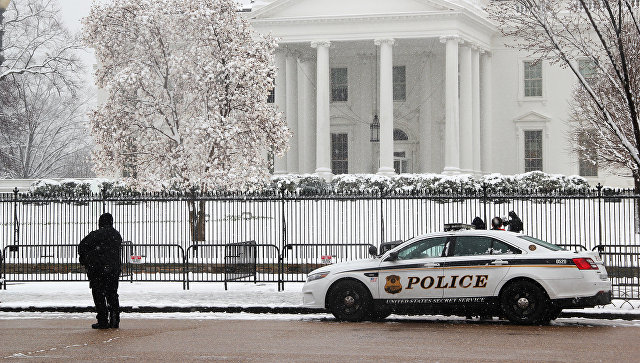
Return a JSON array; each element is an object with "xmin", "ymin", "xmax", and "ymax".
[
  {"xmin": 78, "ymin": 213, "xmax": 123, "ymax": 329},
  {"xmin": 490, "ymin": 217, "xmax": 505, "ymax": 231},
  {"xmin": 471, "ymin": 216, "xmax": 486, "ymax": 230},
  {"xmin": 503, "ymin": 211, "xmax": 524, "ymax": 233}
]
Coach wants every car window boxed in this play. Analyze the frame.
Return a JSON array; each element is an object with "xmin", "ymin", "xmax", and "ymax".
[
  {"xmin": 518, "ymin": 235, "xmax": 565, "ymax": 251},
  {"xmin": 491, "ymin": 240, "xmax": 522, "ymax": 255},
  {"xmin": 396, "ymin": 237, "xmax": 447, "ymax": 260},
  {"xmin": 453, "ymin": 236, "xmax": 521, "ymax": 256}
]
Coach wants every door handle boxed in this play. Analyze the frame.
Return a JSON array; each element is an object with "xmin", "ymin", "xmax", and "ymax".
[
  {"xmin": 491, "ymin": 260, "xmax": 509, "ymax": 265},
  {"xmin": 423, "ymin": 263, "xmax": 440, "ymax": 267}
]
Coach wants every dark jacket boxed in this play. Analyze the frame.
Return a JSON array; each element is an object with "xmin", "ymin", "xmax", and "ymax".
[
  {"xmin": 504, "ymin": 211, "xmax": 524, "ymax": 233},
  {"xmin": 471, "ymin": 217, "xmax": 486, "ymax": 230},
  {"xmin": 78, "ymin": 213, "xmax": 122, "ymax": 284}
]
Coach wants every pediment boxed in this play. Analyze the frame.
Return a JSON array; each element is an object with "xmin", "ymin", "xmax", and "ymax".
[
  {"xmin": 514, "ymin": 111, "xmax": 551, "ymax": 123},
  {"xmin": 250, "ymin": 0, "xmax": 458, "ymax": 20}
]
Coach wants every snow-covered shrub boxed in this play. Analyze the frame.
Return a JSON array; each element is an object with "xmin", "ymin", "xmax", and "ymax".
[
  {"xmin": 29, "ymin": 179, "xmax": 92, "ymax": 197},
  {"xmin": 269, "ymin": 174, "xmax": 329, "ymax": 195},
  {"xmin": 514, "ymin": 171, "xmax": 590, "ymax": 195},
  {"xmin": 25, "ymin": 172, "xmax": 595, "ymax": 198}
]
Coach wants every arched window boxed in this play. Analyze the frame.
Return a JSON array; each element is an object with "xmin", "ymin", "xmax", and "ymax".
[{"xmin": 393, "ymin": 128, "xmax": 409, "ymax": 141}]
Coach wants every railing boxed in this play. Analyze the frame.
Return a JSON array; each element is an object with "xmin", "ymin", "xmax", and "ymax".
[
  {"xmin": 184, "ymin": 243, "xmax": 281, "ymax": 290},
  {"xmin": 593, "ymin": 244, "xmax": 640, "ymax": 303},
  {"xmin": 281, "ymin": 243, "xmax": 375, "ymax": 284},
  {"xmin": 2, "ymin": 188, "xmax": 640, "ymax": 299}
]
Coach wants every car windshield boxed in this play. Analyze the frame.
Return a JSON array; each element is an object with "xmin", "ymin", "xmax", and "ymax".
[{"xmin": 518, "ymin": 235, "xmax": 565, "ymax": 251}]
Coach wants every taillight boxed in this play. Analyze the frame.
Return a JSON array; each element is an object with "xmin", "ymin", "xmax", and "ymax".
[{"xmin": 573, "ymin": 258, "xmax": 599, "ymax": 270}]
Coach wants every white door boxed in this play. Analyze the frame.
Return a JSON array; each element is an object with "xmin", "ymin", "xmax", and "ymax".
[
  {"xmin": 377, "ymin": 236, "xmax": 449, "ymax": 302},
  {"xmin": 442, "ymin": 235, "xmax": 520, "ymax": 299}
]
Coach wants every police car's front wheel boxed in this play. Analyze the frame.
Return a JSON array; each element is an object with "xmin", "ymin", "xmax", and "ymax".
[
  {"xmin": 328, "ymin": 280, "xmax": 372, "ymax": 322},
  {"xmin": 500, "ymin": 280, "xmax": 549, "ymax": 325}
]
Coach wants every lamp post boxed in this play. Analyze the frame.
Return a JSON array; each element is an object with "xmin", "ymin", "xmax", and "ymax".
[{"xmin": 0, "ymin": 0, "xmax": 10, "ymax": 68}]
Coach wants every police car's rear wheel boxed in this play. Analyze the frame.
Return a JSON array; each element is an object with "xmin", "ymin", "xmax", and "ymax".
[
  {"xmin": 328, "ymin": 280, "xmax": 372, "ymax": 322},
  {"xmin": 500, "ymin": 280, "xmax": 548, "ymax": 325}
]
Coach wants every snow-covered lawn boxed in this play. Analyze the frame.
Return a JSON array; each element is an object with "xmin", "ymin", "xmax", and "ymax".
[{"xmin": 0, "ymin": 281, "xmax": 303, "ymax": 308}]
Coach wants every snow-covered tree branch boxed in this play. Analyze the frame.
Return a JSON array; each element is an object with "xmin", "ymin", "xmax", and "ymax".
[
  {"xmin": 0, "ymin": 0, "xmax": 84, "ymax": 90},
  {"xmin": 83, "ymin": 0, "xmax": 290, "ymax": 192},
  {"xmin": 489, "ymin": 0, "xmax": 640, "ymax": 189},
  {"xmin": 0, "ymin": 0, "xmax": 93, "ymax": 178}
]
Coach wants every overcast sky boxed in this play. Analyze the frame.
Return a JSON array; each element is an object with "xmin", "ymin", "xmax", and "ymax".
[{"xmin": 58, "ymin": 0, "xmax": 97, "ymax": 83}]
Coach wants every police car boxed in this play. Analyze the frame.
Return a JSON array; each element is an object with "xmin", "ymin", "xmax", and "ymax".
[{"xmin": 302, "ymin": 229, "xmax": 612, "ymax": 324}]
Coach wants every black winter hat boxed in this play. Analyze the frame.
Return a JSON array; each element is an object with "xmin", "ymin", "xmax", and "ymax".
[{"xmin": 98, "ymin": 213, "xmax": 114, "ymax": 228}]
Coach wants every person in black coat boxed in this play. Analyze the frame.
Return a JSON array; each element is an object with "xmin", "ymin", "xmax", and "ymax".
[
  {"xmin": 471, "ymin": 216, "xmax": 486, "ymax": 230},
  {"xmin": 78, "ymin": 213, "xmax": 123, "ymax": 329},
  {"xmin": 503, "ymin": 211, "xmax": 524, "ymax": 233}
]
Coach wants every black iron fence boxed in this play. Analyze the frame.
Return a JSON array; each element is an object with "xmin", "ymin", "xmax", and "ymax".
[{"xmin": 1, "ymin": 187, "xmax": 640, "ymax": 300}]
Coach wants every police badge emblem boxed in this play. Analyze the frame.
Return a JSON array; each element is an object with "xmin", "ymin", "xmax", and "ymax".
[{"xmin": 384, "ymin": 275, "xmax": 402, "ymax": 294}]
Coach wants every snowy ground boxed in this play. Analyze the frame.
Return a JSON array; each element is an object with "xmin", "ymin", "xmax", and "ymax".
[
  {"xmin": 2, "ymin": 281, "xmax": 640, "ymax": 323},
  {"xmin": 0, "ymin": 281, "xmax": 303, "ymax": 309}
]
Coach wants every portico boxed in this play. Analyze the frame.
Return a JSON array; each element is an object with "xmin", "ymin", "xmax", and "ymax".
[{"xmin": 249, "ymin": 0, "xmax": 496, "ymax": 180}]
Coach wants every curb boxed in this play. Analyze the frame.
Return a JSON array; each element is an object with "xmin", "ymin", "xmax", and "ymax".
[{"xmin": 1, "ymin": 306, "xmax": 639, "ymax": 320}]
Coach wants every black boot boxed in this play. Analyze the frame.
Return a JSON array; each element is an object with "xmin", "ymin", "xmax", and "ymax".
[
  {"xmin": 92, "ymin": 322, "xmax": 109, "ymax": 329},
  {"xmin": 109, "ymin": 311, "xmax": 120, "ymax": 329}
]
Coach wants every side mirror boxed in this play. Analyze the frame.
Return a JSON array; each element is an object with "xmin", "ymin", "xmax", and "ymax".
[
  {"xmin": 387, "ymin": 251, "xmax": 399, "ymax": 261},
  {"xmin": 368, "ymin": 245, "xmax": 378, "ymax": 256}
]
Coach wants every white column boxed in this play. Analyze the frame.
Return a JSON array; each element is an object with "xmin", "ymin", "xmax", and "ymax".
[
  {"xmin": 375, "ymin": 38, "xmax": 395, "ymax": 175},
  {"xmin": 459, "ymin": 43, "xmax": 473, "ymax": 174},
  {"xmin": 480, "ymin": 51, "xmax": 493, "ymax": 174},
  {"xmin": 419, "ymin": 52, "xmax": 434, "ymax": 173},
  {"xmin": 311, "ymin": 41, "xmax": 332, "ymax": 181},
  {"xmin": 285, "ymin": 52, "xmax": 299, "ymax": 174},
  {"xmin": 471, "ymin": 46, "xmax": 481, "ymax": 175},
  {"xmin": 298, "ymin": 56, "xmax": 316, "ymax": 174},
  {"xmin": 273, "ymin": 49, "xmax": 288, "ymax": 174},
  {"xmin": 440, "ymin": 36, "xmax": 461, "ymax": 175}
]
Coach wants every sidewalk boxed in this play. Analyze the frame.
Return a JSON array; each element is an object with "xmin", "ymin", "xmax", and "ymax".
[{"xmin": 1, "ymin": 281, "xmax": 639, "ymax": 320}]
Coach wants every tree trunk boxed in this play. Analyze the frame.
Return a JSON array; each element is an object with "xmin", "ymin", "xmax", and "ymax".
[{"xmin": 188, "ymin": 200, "xmax": 206, "ymax": 254}]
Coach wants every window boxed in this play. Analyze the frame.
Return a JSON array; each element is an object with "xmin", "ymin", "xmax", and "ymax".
[
  {"xmin": 518, "ymin": 235, "xmax": 565, "ymax": 251},
  {"xmin": 266, "ymin": 88, "xmax": 275, "ymax": 104},
  {"xmin": 578, "ymin": 132, "xmax": 598, "ymax": 177},
  {"xmin": 394, "ymin": 152, "xmax": 409, "ymax": 174},
  {"xmin": 331, "ymin": 133, "xmax": 348, "ymax": 174},
  {"xmin": 523, "ymin": 61, "xmax": 543, "ymax": 97},
  {"xmin": 331, "ymin": 68, "xmax": 348, "ymax": 102},
  {"xmin": 524, "ymin": 130, "xmax": 543, "ymax": 172},
  {"xmin": 452, "ymin": 236, "xmax": 521, "ymax": 257},
  {"xmin": 578, "ymin": 59, "xmax": 597, "ymax": 83},
  {"xmin": 393, "ymin": 128, "xmax": 409, "ymax": 141},
  {"xmin": 396, "ymin": 237, "xmax": 448, "ymax": 260},
  {"xmin": 393, "ymin": 66, "xmax": 406, "ymax": 101}
]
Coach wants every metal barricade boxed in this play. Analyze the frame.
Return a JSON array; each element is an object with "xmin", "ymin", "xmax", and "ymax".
[
  {"xmin": 593, "ymin": 244, "xmax": 640, "ymax": 304},
  {"xmin": 1, "ymin": 243, "xmax": 142, "ymax": 289},
  {"xmin": 185, "ymin": 243, "xmax": 281, "ymax": 290},
  {"xmin": 123, "ymin": 243, "xmax": 187, "ymax": 289},
  {"xmin": 280, "ymin": 243, "xmax": 375, "ymax": 284}
]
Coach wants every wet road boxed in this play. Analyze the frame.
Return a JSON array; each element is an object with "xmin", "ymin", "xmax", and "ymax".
[{"xmin": 1, "ymin": 316, "xmax": 638, "ymax": 362}]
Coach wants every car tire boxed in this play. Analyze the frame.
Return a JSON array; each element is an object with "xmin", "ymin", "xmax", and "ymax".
[
  {"xmin": 500, "ymin": 280, "xmax": 549, "ymax": 325},
  {"xmin": 328, "ymin": 280, "xmax": 372, "ymax": 322}
]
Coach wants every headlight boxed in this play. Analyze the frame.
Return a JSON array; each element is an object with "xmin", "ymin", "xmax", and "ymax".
[{"xmin": 307, "ymin": 272, "xmax": 329, "ymax": 282}]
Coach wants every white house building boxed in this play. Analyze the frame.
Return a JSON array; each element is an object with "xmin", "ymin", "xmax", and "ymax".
[{"xmin": 246, "ymin": 0, "xmax": 633, "ymax": 187}]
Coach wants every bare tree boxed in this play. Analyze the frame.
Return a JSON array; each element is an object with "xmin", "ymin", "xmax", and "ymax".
[
  {"xmin": 0, "ymin": 0, "xmax": 93, "ymax": 179},
  {"xmin": 0, "ymin": 75, "xmax": 93, "ymax": 178},
  {"xmin": 0, "ymin": 0, "xmax": 83, "ymax": 88},
  {"xmin": 490, "ymin": 0, "xmax": 640, "ymax": 189}
]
